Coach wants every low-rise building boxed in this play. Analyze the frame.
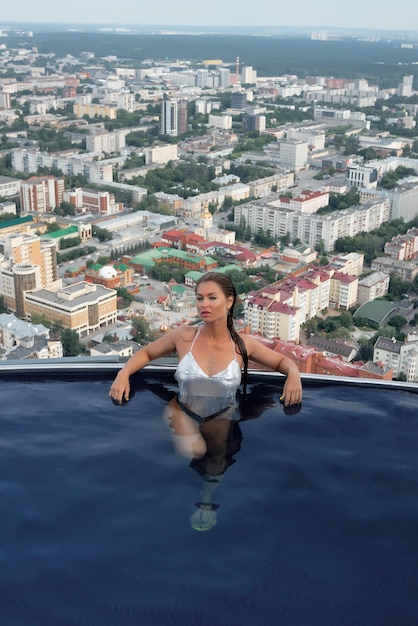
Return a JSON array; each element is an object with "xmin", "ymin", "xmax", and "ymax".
[
  {"xmin": 63, "ymin": 188, "xmax": 123, "ymax": 215},
  {"xmin": 90, "ymin": 340, "xmax": 137, "ymax": 359},
  {"xmin": 371, "ymin": 257, "xmax": 418, "ymax": 282},
  {"xmin": 0, "ymin": 312, "xmax": 63, "ymax": 360},
  {"xmin": 24, "ymin": 281, "xmax": 117, "ymax": 337},
  {"xmin": 374, "ymin": 335, "xmax": 418, "ymax": 382},
  {"xmin": 85, "ymin": 263, "xmax": 133, "ymax": 289},
  {"xmin": 384, "ymin": 227, "xmax": 418, "ymax": 261},
  {"xmin": 357, "ymin": 272, "xmax": 390, "ymax": 305},
  {"xmin": 0, "ymin": 175, "xmax": 21, "ymax": 198}
]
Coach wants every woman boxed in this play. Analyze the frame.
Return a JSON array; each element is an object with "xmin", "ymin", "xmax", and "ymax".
[
  {"xmin": 110, "ymin": 272, "xmax": 302, "ymax": 529},
  {"xmin": 109, "ymin": 272, "xmax": 302, "ymax": 415}
]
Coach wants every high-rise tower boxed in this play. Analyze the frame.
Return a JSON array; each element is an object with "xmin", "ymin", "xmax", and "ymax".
[{"xmin": 160, "ymin": 98, "xmax": 188, "ymax": 137}]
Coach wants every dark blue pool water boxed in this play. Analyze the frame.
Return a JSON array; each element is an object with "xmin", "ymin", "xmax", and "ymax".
[{"xmin": 1, "ymin": 367, "xmax": 418, "ymax": 626}]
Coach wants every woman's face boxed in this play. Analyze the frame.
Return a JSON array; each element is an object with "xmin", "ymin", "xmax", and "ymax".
[{"xmin": 196, "ymin": 281, "xmax": 234, "ymax": 323}]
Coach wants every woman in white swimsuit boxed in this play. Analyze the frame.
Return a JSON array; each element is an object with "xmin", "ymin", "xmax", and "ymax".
[
  {"xmin": 110, "ymin": 272, "xmax": 302, "ymax": 529},
  {"xmin": 110, "ymin": 272, "xmax": 301, "ymax": 434}
]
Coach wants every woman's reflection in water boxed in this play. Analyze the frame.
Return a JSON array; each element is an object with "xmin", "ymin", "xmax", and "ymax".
[
  {"xmin": 188, "ymin": 418, "xmax": 243, "ymax": 532},
  {"xmin": 163, "ymin": 383, "xmax": 302, "ymax": 532},
  {"xmin": 116, "ymin": 379, "xmax": 301, "ymax": 532}
]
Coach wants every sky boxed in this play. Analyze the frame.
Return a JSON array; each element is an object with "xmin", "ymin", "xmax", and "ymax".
[{"xmin": 1, "ymin": 0, "xmax": 418, "ymax": 33}]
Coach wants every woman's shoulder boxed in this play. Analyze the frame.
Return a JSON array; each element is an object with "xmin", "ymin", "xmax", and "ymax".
[
  {"xmin": 170, "ymin": 324, "xmax": 199, "ymax": 343},
  {"xmin": 238, "ymin": 332, "xmax": 261, "ymax": 354}
]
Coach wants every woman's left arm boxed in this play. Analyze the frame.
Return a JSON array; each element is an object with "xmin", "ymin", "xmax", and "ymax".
[{"xmin": 243, "ymin": 336, "xmax": 302, "ymax": 406}]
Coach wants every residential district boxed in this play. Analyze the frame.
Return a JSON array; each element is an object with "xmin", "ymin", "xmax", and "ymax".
[{"xmin": 0, "ymin": 31, "xmax": 418, "ymax": 382}]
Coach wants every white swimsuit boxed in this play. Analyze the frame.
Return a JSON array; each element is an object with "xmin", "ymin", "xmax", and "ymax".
[{"xmin": 175, "ymin": 326, "xmax": 242, "ymax": 420}]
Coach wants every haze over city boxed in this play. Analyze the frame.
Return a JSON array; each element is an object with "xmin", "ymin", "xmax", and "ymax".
[{"xmin": 1, "ymin": 0, "xmax": 418, "ymax": 32}]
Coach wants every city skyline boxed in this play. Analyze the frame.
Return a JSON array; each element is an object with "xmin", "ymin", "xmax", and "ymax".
[{"xmin": 1, "ymin": 0, "xmax": 418, "ymax": 33}]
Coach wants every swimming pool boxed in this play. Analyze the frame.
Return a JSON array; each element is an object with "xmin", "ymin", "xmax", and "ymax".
[{"xmin": 1, "ymin": 363, "xmax": 417, "ymax": 625}]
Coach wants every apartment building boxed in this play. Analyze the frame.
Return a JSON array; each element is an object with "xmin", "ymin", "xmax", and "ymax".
[
  {"xmin": 286, "ymin": 127, "xmax": 326, "ymax": 151},
  {"xmin": 20, "ymin": 175, "xmax": 65, "ymax": 213},
  {"xmin": 144, "ymin": 143, "xmax": 178, "ymax": 165},
  {"xmin": 330, "ymin": 252, "xmax": 364, "ymax": 276},
  {"xmin": 247, "ymin": 172, "xmax": 295, "ymax": 197},
  {"xmin": 73, "ymin": 103, "xmax": 117, "ymax": 119},
  {"xmin": 242, "ymin": 113, "xmax": 266, "ymax": 133},
  {"xmin": 371, "ymin": 257, "xmax": 418, "ymax": 282},
  {"xmin": 245, "ymin": 296, "xmax": 301, "ymax": 341},
  {"xmin": 195, "ymin": 98, "xmax": 221, "ymax": 115},
  {"xmin": 235, "ymin": 198, "xmax": 389, "ymax": 251},
  {"xmin": 0, "ymin": 175, "xmax": 21, "ymax": 198},
  {"xmin": 357, "ymin": 272, "xmax": 390, "ymax": 305},
  {"xmin": 274, "ymin": 189, "xmax": 329, "ymax": 214},
  {"xmin": 241, "ymin": 66, "xmax": 257, "ymax": 84},
  {"xmin": 329, "ymin": 272, "xmax": 358, "ymax": 310},
  {"xmin": 313, "ymin": 106, "xmax": 369, "ymax": 129},
  {"xmin": 208, "ymin": 114, "xmax": 232, "ymax": 130},
  {"xmin": 388, "ymin": 183, "xmax": 418, "ymax": 222},
  {"xmin": 107, "ymin": 92, "xmax": 135, "ymax": 112},
  {"xmin": 384, "ymin": 228, "xmax": 418, "ymax": 261},
  {"xmin": 160, "ymin": 99, "xmax": 188, "ymax": 136},
  {"xmin": 374, "ymin": 335, "xmax": 418, "ymax": 382},
  {"xmin": 0, "ymin": 233, "xmax": 61, "ymax": 316},
  {"xmin": 86, "ymin": 130, "xmax": 127, "ymax": 153},
  {"xmin": 278, "ymin": 139, "xmax": 308, "ymax": 170},
  {"xmin": 12, "ymin": 149, "xmax": 114, "ymax": 184},
  {"xmin": 0, "ymin": 201, "xmax": 17, "ymax": 216},
  {"xmin": 244, "ymin": 268, "xmax": 332, "ymax": 340}
]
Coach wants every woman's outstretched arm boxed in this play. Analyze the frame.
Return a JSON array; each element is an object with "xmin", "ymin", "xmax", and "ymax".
[
  {"xmin": 109, "ymin": 329, "xmax": 179, "ymax": 404},
  {"xmin": 242, "ymin": 335, "xmax": 302, "ymax": 406}
]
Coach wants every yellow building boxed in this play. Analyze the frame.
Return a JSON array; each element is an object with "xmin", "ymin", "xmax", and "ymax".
[
  {"xmin": 25, "ymin": 282, "xmax": 117, "ymax": 337},
  {"xmin": 73, "ymin": 103, "xmax": 117, "ymax": 120},
  {"xmin": 0, "ymin": 233, "xmax": 61, "ymax": 316}
]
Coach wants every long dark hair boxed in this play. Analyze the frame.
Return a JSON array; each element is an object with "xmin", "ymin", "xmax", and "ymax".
[{"xmin": 195, "ymin": 272, "xmax": 249, "ymax": 391}]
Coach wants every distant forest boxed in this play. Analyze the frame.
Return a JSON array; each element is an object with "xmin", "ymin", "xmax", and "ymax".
[{"xmin": 9, "ymin": 32, "xmax": 418, "ymax": 88}]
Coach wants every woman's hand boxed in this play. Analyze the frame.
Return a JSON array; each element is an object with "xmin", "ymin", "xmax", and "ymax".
[
  {"xmin": 109, "ymin": 370, "xmax": 131, "ymax": 405},
  {"xmin": 280, "ymin": 371, "xmax": 302, "ymax": 407}
]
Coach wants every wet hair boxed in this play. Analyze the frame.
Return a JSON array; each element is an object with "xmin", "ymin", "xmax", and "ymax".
[{"xmin": 195, "ymin": 272, "xmax": 249, "ymax": 391}]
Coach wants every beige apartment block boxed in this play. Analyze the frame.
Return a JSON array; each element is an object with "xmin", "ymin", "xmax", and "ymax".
[
  {"xmin": 329, "ymin": 272, "xmax": 358, "ymax": 310},
  {"xmin": 144, "ymin": 144, "xmax": 178, "ymax": 165},
  {"xmin": 73, "ymin": 103, "xmax": 117, "ymax": 120},
  {"xmin": 24, "ymin": 282, "xmax": 117, "ymax": 337},
  {"xmin": 357, "ymin": 272, "xmax": 390, "ymax": 305}
]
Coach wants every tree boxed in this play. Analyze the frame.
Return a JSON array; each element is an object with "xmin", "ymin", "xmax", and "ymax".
[
  {"xmin": 357, "ymin": 340, "xmax": 374, "ymax": 361},
  {"xmin": 387, "ymin": 315, "xmax": 407, "ymax": 333},
  {"xmin": 344, "ymin": 136, "xmax": 361, "ymax": 156},
  {"xmin": 59, "ymin": 236, "xmax": 81, "ymax": 250},
  {"xmin": 60, "ymin": 328, "xmax": 84, "ymax": 356},
  {"xmin": 57, "ymin": 201, "xmax": 76, "ymax": 216},
  {"xmin": 92, "ymin": 226, "xmax": 113, "ymax": 242},
  {"xmin": 339, "ymin": 312, "xmax": 352, "ymax": 328},
  {"xmin": 131, "ymin": 316, "xmax": 154, "ymax": 345},
  {"xmin": 117, "ymin": 287, "xmax": 134, "ymax": 306},
  {"xmin": 359, "ymin": 147, "xmax": 377, "ymax": 162},
  {"xmin": 388, "ymin": 273, "xmax": 410, "ymax": 299},
  {"xmin": 102, "ymin": 332, "xmax": 117, "ymax": 342}
]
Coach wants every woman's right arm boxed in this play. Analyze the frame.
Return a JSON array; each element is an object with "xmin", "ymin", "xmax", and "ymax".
[{"xmin": 109, "ymin": 329, "xmax": 179, "ymax": 404}]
